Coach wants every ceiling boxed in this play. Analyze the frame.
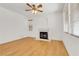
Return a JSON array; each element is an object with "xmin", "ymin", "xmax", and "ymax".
[{"xmin": 0, "ymin": 3, "xmax": 65, "ymax": 16}]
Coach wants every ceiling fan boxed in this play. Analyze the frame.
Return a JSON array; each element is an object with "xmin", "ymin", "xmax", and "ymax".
[{"xmin": 25, "ymin": 3, "xmax": 43, "ymax": 14}]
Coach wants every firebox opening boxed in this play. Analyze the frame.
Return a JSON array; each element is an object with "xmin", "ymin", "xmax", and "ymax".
[{"xmin": 40, "ymin": 32, "xmax": 48, "ymax": 39}]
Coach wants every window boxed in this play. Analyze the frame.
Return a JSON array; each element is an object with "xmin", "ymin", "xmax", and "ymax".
[{"xmin": 63, "ymin": 3, "xmax": 79, "ymax": 36}]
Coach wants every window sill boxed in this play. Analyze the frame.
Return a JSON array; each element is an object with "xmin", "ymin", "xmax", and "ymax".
[{"xmin": 64, "ymin": 32, "xmax": 79, "ymax": 38}]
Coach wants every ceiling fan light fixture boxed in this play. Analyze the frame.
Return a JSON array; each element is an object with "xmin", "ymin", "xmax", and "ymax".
[
  {"xmin": 32, "ymin": 10, "xmax": 38, "ymax": 14},
  {"xmin": 34, "ymin": 10, "xmax": 38, "ymax": 14}
]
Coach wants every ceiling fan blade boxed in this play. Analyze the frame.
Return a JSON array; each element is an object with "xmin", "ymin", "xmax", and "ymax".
[
  {"xmin": 38, "ymin": 10, "xmax": 43, "ymax": 12},
  {"xmin": 32, "ymin": 4, "xmax": 35, "ymax": 8},
  {"xmin": 26, "ymin": 3, "xmax": 32, "ymax": 8},
  {"xmin": 37, "ymin": 4, "xmax": 42, "ymax": 8},
  {"xmin": 25, "ymin": 9, "xmax": 31, "ymax": 11}
]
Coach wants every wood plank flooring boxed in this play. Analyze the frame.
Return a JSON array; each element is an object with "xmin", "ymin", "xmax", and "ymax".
[{"xmin": 0, "ymin": 37, "xmax": 69, "ymax": 56}]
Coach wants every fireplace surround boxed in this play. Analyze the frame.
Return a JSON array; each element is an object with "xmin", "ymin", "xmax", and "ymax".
[{"xmin": 36, "ymin": 28, "xmax": 52, "ymax": 41}]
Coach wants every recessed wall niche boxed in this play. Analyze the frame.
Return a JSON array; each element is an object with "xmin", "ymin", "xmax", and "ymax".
[{"xmin": 28, "ymin": 19, "xmax": 33, "ymax": 31}]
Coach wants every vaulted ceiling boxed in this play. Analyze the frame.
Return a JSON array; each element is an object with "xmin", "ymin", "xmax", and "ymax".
[{"xmin": 0, "ymin": 3, "xmax": 65, "ymax": 16}]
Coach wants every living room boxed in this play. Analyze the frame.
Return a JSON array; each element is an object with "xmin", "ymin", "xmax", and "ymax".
[{"xmin": 0, "ymin": 3, "xmax": 79, "ymax": 56}]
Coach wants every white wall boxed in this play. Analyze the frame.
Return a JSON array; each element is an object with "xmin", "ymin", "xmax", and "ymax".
[
  {"xmin": 0, "ymin": 6, "xmax": 64, "ymax": 44},
  {"xmin": 0, "ymin": 7, "xmax": 29, "ymax": 44},
  {"xmin": 47, "ymin": 12, "xmax": 64, "ymax": 40},
  {"xmin": 29, "ymin": 12, "xmax": 64, "ymax": 40},
  {"xmin": 63, "ymin": 33, "xmax": 79, "ymax": 56}
]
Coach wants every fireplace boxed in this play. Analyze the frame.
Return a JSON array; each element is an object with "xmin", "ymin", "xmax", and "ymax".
[{"xmin": 40, "ymin": 32, "xmax": 48, "ymax": 39}]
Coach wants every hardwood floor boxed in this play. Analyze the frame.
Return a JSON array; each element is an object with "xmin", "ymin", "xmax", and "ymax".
[{"xmin": 0, "ymin": 37, "xmax": 68, "ymax": 56}]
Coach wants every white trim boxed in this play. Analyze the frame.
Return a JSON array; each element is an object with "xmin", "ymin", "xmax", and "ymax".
[{"xmin": 36, "ymin": 38, "xmax": 51, "ymax": 42}]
